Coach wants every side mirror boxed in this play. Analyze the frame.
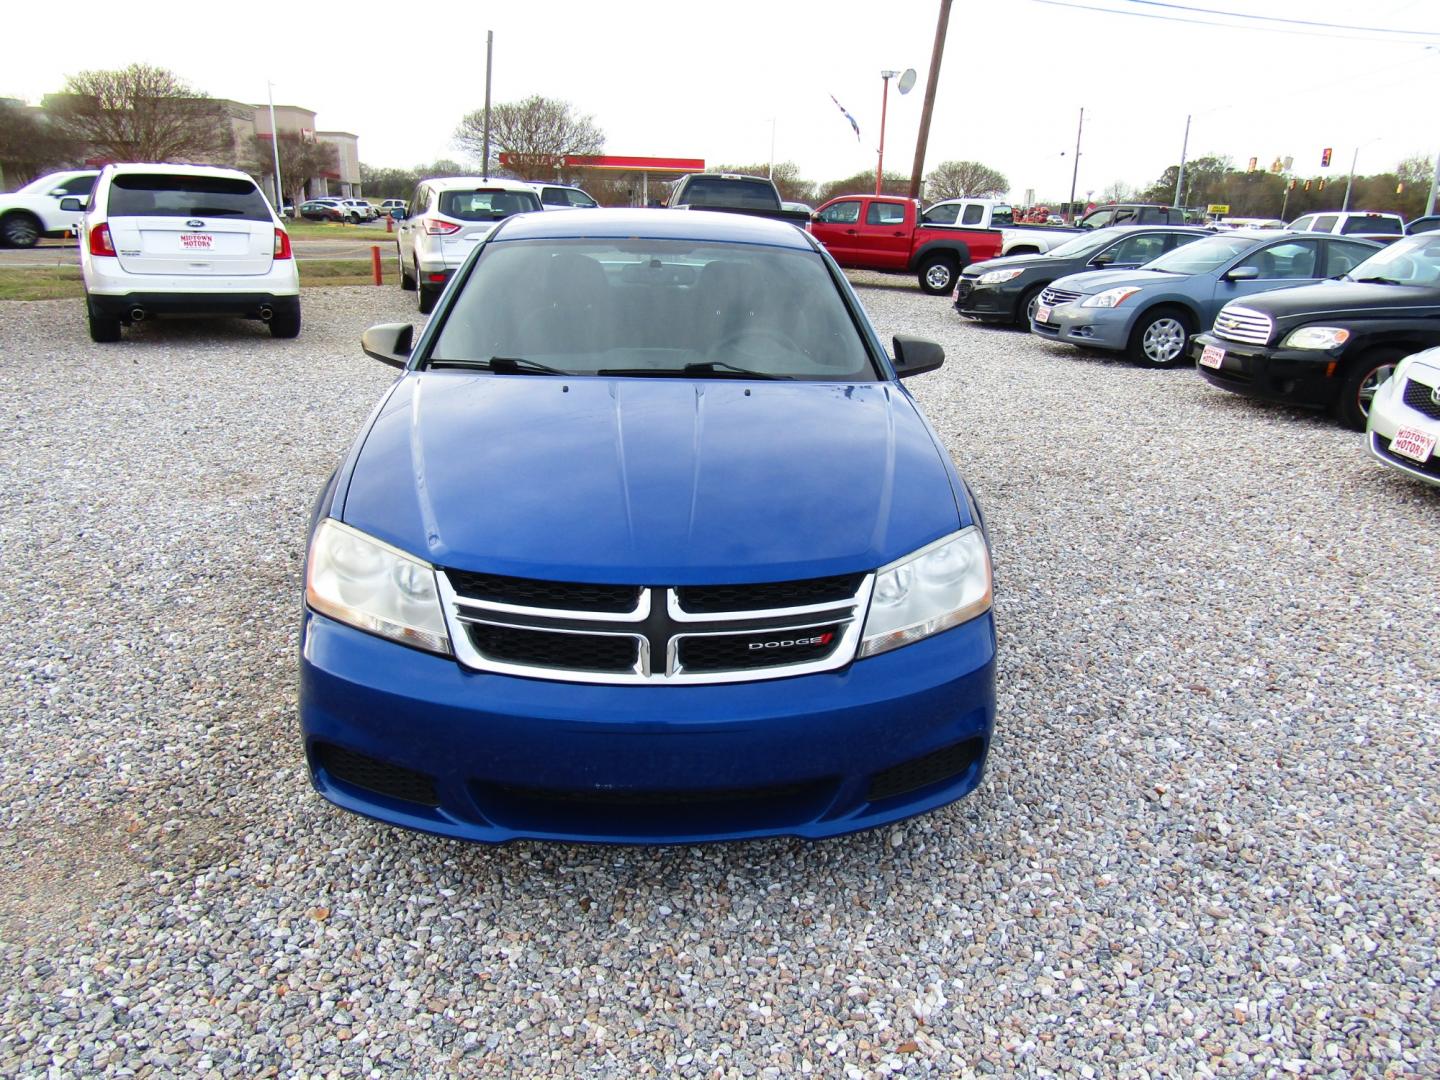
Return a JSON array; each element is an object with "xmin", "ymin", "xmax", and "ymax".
[
  {"xmin": 1225, "ymin": 266, "xmax": 1261, "ymax": 281},
  {"xmin": 362, "ymin": 323, "xmax": 415, "ymax": 369},
  {"xmin": 892, "ymin": 334, "xmax": 945, "ymax": 379},
  {"xmin": 811, "ymin": 212, "xmax": 822, "ymax": 224},
  {"xmin": 1089, "ymin": 250, "xmax": 1116, "ymax": 267},
  {"xmin": 59, "ymin": 197, "xmax": 86, "ymax": 212}
]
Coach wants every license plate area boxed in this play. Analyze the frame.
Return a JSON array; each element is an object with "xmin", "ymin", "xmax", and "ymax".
[
  {"xmin": 1200, "ymin": 344, "xmax": 1225, "ymax": 369},
  {"xmin": 1390, "ymin": 425, "xmax": 1436, "ymax": 463},
  {"xmin": 1034, "ymin": 303, "xmax": 1052, "ymax": 324}
]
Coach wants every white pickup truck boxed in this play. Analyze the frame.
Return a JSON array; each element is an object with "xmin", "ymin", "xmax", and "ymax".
[
  {"xmin": 1286, "ymin": 210, "xmax": 1404, "ymax": 245},
  {"xmin": 0, "ymin": 170, "xmax": 100, "ymax": 247}
]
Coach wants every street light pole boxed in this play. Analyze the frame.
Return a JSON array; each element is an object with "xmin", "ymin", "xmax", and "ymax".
[
  {"xmin": 1173, "ymin": 114, "xmax": 1191, "ymax": 210},
  {"xmin": 266, "ymin": 81, "xmax": 284, "ymax": 211},
  {"xmin": 1427, "ymin": 144, "xmax": 1440, "ymax": 217},
  {"xmin": 876, "ymin": 71, "xmax": 897, "ymax": 196},
  {"xmin": 1066, "ymin": 107, "xmax": 1084, "ymax": 224},
  {"xmin": 482, "ymin": 31, "xmax": 493, "ymax": 179}
]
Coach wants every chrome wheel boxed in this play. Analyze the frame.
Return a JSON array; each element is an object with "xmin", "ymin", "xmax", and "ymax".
[
  {"xmin": 923, "ymin": 261, "xmax": 954, "ymax": 293},
  {"xmin": 1357, "ymin": 362, "xmax": 1397, "ymax": 418},
  {"xmin": 1141, "ymin": 317, "xmax": 1187, "ymax": 365}
]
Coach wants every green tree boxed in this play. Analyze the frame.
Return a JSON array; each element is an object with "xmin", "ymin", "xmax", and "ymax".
[
  {"xmin": 454, "ymin": 96, "xmax": 603, "ymax": 178},
  {"xmin": 712, "ymin": 161, "xmax": 813, "ymax": 204},
  {"xmin": 46, "ymin": 64, "xmax": 232, "ymax": 164},
  {"xmin": 359, "ymin": 160, "xmax": 467, "ymax": 200},
  {"xmin": 924, "ymin": 160, "xmax": 1008, "ymax": 200},
  {"xmin": 814, "ymin": 170, "xmax": 909, "ymax": 204}
]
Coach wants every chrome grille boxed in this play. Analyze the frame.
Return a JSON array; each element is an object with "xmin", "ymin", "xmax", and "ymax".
[
  {"xmin": 1213, "ymin": 305, "xmax": 1273, "ymax": 346},
  {"xmin": 439, "ymin": 572, "xmax": 873, "ymax": 685},
  {"xmin": 1039, "ymin": 286, "xmax": 1081, "ymax": 306},
  {"xmin": 1401, "ymin": 376, "xmax": 1440, "ymax": 420}
]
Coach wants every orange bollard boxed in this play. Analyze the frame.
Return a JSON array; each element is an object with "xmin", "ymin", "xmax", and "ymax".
[
  {"xmin": 385, "ymin": 215, "xmax": 393, "ymax": 234},
  {"xmin": 371, "ymin": 245, "xmax": 383, "ymax": 286}
]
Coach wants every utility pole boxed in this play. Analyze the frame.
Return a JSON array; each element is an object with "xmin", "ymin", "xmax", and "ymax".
[
  {"xmin": 1342, "ymin": 145, "xmax": 1358, "ymax": 212},
  {"xmin": 876, "ymin": 71, "xmax": 897, "ymax": 195},
  {"xmin": 1173, "ymin": 114, "xmax": 1191, "ymax": 210},
  {"xmin": 482, "ymin": 31, "xmax": 494, "ymax": 179},
  {"xmin": 908, "ymin": 0, "xmax": 952, "ymax": 200},
  {"xmin": 1067, "ymin": 107, "xmax": 1084, "ymax": 223},
  {"xmin": 1427, "ymin": 144, "xmax": 1440, "ymax": 216},
  {"xmin": 266, "ymin": 82, "xmax": 284, "ymax": 210},
  {"xmin": 768, "ymin": 118, "xmax": 776, "ymax": 180}
]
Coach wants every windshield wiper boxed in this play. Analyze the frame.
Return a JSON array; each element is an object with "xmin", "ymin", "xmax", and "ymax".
[
  {"xmin": 594, "ymin": 362, "xmax": 791, "ymax": 380},
  {"xmin": 427, "ymin": 356, "xmax": 570, "ymax": 375},
  {"xmin": 1352, "ymin": 276, "xmax": 1405, "ymax": 286}
]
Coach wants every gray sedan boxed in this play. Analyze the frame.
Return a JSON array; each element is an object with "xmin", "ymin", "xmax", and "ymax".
[{"xmin": 1030, "ymin": 230, "xmax": 1381, "ymax": 366}]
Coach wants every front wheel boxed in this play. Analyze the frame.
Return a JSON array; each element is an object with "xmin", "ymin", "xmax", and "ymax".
[
  {"xmin": 1, "ymin": 212, "xmax": 42, "ymax": 249},
  {"xmin": 1016, "ymin": 284, "xmax": 1045, "ymax": 327},
  {"xmin": 918, "ymin": 254, "xmax": 958, "ymax": 296},
  {"xmin": 1128, "ymin": 307, "xmax": 1194, "ymax": 368},
  {"xmin": 1334, "ymin": 348, "xmax": 1403, "ymax": 431}
]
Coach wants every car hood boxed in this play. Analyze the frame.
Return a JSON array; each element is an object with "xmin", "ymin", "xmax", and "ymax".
[
  {"xmin": 339, "ymin": 374, "xmax": 964, "ymax": 583},
  {"xmin": 965, "ymin": 251, "xmax": 1055, "ymax": 275},
  {"xmin": 1049, "ymin": 268, "xmax": 1181, "ymax": 295},
  {"xmin": 1224, "ymin": 278, "xmax": 1440, "ymax": 321}
]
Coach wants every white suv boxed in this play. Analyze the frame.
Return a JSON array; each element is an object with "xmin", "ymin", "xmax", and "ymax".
[
  {"xmin": 0, "ymin": 169, "xmax": 100, "ymax": 247},
  {"xmin": 395, "ymin": 177, "xmax": 541, "ymax": 313},
  {"xmin": 337, "ymin": 198, "xmax": 377, "ymax": 222},
  {"xmin": 75, "ymin": 163, "xmax": 300, "ymax": 342}
]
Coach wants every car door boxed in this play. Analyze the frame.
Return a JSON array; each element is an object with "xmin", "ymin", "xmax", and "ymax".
[
  {"xmin": 398, "ymin": 184, "xmax": 426, "ymax": 264},
  {"xmin": 53, "ymin": 174, "xmax": 97, "ymax": 232},
  {"xmin": 1088, "ymin": 230, "xmax": 1172, "ymax": 270},
  {"xmin": 855, "ymin": 199, "xmax": 912, "ymax": 269},
  {"xmin": 1324, "ymin": 239, "xmax": 1382, "ymax": 279},
  {"xmin": 1208, "ymin": 238, "xmax": 1323, "ymax": 323},
  {"xmin": 810, "ymin": 199, "xmax": 865, "ymax": 265}
]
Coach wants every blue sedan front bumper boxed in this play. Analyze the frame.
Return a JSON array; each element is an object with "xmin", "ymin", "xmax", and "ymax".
[
  {"xmin": 299, "ymin": 610, "xmax": 996, "ymax": 844},
  {"xmin": 1031, "ymin": 302, "xmax": 1133, "ymax": 351}
]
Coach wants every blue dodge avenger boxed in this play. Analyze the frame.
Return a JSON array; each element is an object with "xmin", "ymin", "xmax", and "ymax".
[{"xmin": 300, "ymin": 209, "xmax": 996, "ymax": 844}]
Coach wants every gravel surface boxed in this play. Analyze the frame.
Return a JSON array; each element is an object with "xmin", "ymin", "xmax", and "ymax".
[{"xmin": 0, "ymin": 282, "xmax": 1435, "ymax": 1077}]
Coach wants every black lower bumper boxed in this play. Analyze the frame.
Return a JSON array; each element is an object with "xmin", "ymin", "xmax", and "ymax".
[
  {"xmin": 954, "ymin": 279, "xmax": 1021, "ymax": 322},
  {"xmin": 89, "ymin": 292, "xmax": 300, "ymax": 322},
  {"xmin": 1192, "ymin": 333, "xmax": 1340, "ymax": 410}
]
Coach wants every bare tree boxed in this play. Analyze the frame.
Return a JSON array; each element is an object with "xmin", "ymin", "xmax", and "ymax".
[
  {"xmin": 814, "ymin": 171, "xmax": 910, "ymax": 203},
  {"xmin": 47, "ymin": 64, "xmax": 232, "ymax": 164},
  {"xmin": 713, "ymin": 162, "xmax": 814, "ymax": 204},
  {"xmin": 454, "ymin": 96, "xmax": 603, "ymax": 177},
  {"xmin": 245, "ymin": 132, "xmax": 340, "ymax": 211},
  {"xmin": 1101, "ymin": 179, "xmax": 1134, "ymax": 203},
  {"xmin": 0, "ymin": 102, "xmax": 83, "ymax": 188},
  {"xmin": 924, "ymin": 160, "xmax": 1008, "ymax": 200}
]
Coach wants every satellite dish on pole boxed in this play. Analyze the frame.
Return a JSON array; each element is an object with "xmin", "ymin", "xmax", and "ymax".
[{"xmin": 898, "ymin": 68, "xmax": 917, "ymax": 95}]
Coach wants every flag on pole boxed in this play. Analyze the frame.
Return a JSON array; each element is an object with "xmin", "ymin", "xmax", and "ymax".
[{"xmin": 829, "ymin": 94, "xmax": 861, "ymax": 142}]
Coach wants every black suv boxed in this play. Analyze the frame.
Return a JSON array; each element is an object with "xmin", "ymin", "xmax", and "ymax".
[
  {"xmin": 1193, "ymin": 232, "xmax": 1440, "ymax": 429},
  {"xmin": 954, "ymin": 225, "xmax": 1212, "ymax": 326}
]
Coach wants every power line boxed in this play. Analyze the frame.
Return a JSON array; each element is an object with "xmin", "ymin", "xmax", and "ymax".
[
  {"xmin": 1116, "ymin": 0, "xmax": 1440, "ymax": 38},
  {"xmin": 1030, "ymin": 0, "xmax": 1440, "ymax": 43}
]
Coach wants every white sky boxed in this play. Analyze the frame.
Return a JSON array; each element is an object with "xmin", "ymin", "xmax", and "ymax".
[{"xmin": 4, "ymin": 0, "xmax": 1438, "ymax": 201}]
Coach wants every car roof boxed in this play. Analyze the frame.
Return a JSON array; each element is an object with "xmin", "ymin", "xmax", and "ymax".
[
  {"xmin": 421, "ymin": 176, "xmax": 537, "ymax": 192},
  {"xmin": 103, "ymin": 162, "xmax": 255, "ymax": 181},
  {"xmin": 495, "ymin": 207, "xmax": 815, "ymax": 250}
]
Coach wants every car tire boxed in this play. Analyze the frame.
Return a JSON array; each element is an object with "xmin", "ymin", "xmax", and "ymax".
[
  {"xmin": 399, "ymin": 248, "xmax": 416, "ymax": 291},
  {"xmin": 1015, "ymin": 284, "xmax": 1045, "ymax": 328},
  {"xmin": 1334, "ymin": 347, "xmax": 1404, "ymax": 431},
  {"xmin": 86, "ymin": 298, "xmax": 122, "ymax": 343},
  {"xmin": 417, "ymin": 266, "xmax": 437, "ymax": 314},
  {"xmin": 269, "ymin": 307, "xmax": 302, "ymax": 339},
  {"xmin": 1, "ymin": 211, "xmax": 43, "ymax": 249},
  {"xmin": 918, "ymin": 254, "xmax": 959, "ymax": 296},
  {"xmin": 1128, "ymin": 306, "xmax": 1194, "ymax": 368}
]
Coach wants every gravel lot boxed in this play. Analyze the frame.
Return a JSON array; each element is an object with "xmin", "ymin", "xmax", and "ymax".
[{"xmin": 1, "ymin": 281, "xmax": 1435, "ymax": 1078}]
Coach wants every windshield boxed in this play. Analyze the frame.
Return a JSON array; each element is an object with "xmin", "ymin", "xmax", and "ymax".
[
  {"xmin": 1346, "ymin": 234, "xmax": 1440, "ymax": 286},
  {"xmin": 108, "ymin": 174, "xmax": 272, "ymax": 220},
  {"xmin": 429, "ymin": 238, "xmax": 879, "ymax": 380},
  {"xmin": 1046, "ymin": 229, "xmax": 1120, "ymax": 259},
  {"xmin": 439, "ymin": 188, "xmax": 542, "ymax": 220},
  {"xmin": 1144, "ymin": 233, "xmax": 1261, "ymax": 274},
  {"xmin": 678, "ymin": 179, "xmax": 778, "ymax": 209},
  {"xmin": 1341, "ymin": 216, "xmax": 1402, "ymax": 236}
]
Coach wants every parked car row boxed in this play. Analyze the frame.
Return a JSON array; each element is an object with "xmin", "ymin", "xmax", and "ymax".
[{"xmin": 949, "ymin": 224, "xmax": 1440, "ymax": 489}]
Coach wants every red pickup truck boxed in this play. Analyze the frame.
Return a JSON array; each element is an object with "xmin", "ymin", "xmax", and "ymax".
[{"xmin": 809, "ymin": 195, "xmax": 1004, "ymax": 295}]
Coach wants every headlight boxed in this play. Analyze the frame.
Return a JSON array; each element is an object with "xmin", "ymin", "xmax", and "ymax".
[
  {"xmin": 977, "ymin": 268, "xmax": 1025, "ymax": 285},
  {"xmin": 305, "ymin": 519, "xmax": 452, "ymax": 655},
  {"xmin": 859, "ymin": 529, "xmax": 992, "ymax": 658},
  {"xmin": 1080, "ymin": 287, "xmax": 1142, "ymax": 309},
  {"xmin": 1282, "ymin": 326, "xmax": 1352, "ymax": 350}
]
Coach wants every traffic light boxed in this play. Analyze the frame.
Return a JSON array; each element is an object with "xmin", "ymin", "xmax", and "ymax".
[
  {"xmin": 1247, "ymin": 157, "xmax": 1258, "ymax": 172},
  {"xmin": 1304, "ymin": 179, "xmax": 1312, "ymax": 191},
  {"xmin": 1317, "ymin": 179, "xmax": 1326, "ymax": 191},
  {"xmin": 1288, "ymin": 179, "xmax": 1297, "ymax": 191},
  {"xmin": 1397, "ymin": 183, "xmax": 1405, "ymax": 195},
  {"xmin": 1321, "ymin": 148, "xmax": 1333, "ymax": 167}
]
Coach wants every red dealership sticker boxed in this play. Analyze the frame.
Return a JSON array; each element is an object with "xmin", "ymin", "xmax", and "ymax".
[{"xmin": 180, "ymin": 234, "xmax": 213, "ymax": 249}]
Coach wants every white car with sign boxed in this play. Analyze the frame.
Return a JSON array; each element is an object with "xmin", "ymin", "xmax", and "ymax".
[
  {"xmin": 1366, "ymin": 348, "xmax": 1440, "ymax": 488},
  {"xmin": 75, "ymin": 163, "xmax": 300, "ymax": 342},
  {"xmin": 0, "ymin": 169, "xmax": 100, "ymax": 247}
]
